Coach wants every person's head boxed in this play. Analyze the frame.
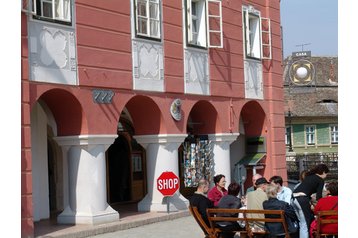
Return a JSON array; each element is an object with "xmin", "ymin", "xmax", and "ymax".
[
  {"xmin": 265, "ymin": 183, "xmax": 279, "ymax": 199},
  {"xmin": 252, "ymin": 173, "xmax": 263, "ymax": 187},
  {"xmin": 213, "ymin": 174, "xmax": 226, "ymax": 189},
  {"xmin": 326, "ymin": 181, "xmax": 338, "ymax": 196},
  {"xmin": 306, "ymin": 163, "xmax": 329, "ymax": 179},
  {"xmin": 197, "ymin": 178, "xmax": 210, "ymax": 194},
  {"xmin": 269, "ymin": 175, "xmax": 283, "ymax": 187},
  {"xmin": 255, "ymin": 177, "xmax": 269, "ymax": 191},
  {"xmin": 227, "ymin": 182, "xmax": 241, "ymax": 196}
]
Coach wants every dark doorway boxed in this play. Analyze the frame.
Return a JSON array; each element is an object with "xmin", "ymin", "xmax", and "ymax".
[
  {"xmin": 47, "ymin": 139, "xmax": 57, "ymax": 216},
  {"xmin": 107, "ymin": 135, "xmax": 132, "ymax": 203}
]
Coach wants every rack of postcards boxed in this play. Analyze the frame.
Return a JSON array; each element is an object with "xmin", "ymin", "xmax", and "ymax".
[{"xmin": 183, "ymin": 136, "xmax": 214, "ymax": 187}]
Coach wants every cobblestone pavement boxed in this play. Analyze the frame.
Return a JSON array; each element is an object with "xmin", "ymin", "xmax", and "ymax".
[{"xmin": 87, "ymin": 216, "xmax": 203, "ymax": 238}]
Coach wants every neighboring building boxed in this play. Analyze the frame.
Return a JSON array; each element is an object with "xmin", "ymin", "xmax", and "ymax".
[
  {"xmin": 283, "ymin": 54, "xmax": 338, "ymax": 155},
  {"xmin": 21, "ymin": 1, "xmax": 284, "ymax": 237}
]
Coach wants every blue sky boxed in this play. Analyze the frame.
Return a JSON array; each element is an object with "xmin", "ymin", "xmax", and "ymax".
[{"xmin": 280, "ymin": 0, "xmax": 338, "ymax": 58}]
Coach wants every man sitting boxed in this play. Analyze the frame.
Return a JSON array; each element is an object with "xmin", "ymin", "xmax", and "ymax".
[{"xmin": 189, "ymin": 178, "xmax": 214, "ymax": 227}]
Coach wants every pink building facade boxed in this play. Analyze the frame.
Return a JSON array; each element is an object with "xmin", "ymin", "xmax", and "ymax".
[{"xmin": 21, "ymin": 0, "xmax": 285, "ymax": 237}]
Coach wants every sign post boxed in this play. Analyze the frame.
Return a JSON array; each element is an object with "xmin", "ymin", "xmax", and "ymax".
[{"xmin": 157, "ymin": 171, "xmax": 179, "ymax": 214}]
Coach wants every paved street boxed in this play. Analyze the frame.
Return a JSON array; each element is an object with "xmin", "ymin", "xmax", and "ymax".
[{"xmin": 87, "ymin": 216, "xmax": 203, "ymax": 238}]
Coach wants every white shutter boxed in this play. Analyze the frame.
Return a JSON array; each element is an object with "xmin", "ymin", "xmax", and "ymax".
[
  {"xmin": 186, "ymin": 0, "xmax": 193, "ymax": 43},
  {"xmin": 207, "ymin": 0, "xmax": 223, "ymax": 48},
  {"xmin": 21, "ymin": 0, "xmax": 37, "ymax": 15},
  {"xmin": 261, "ymin": 17, "xmax": 272, "ymax": 60},
  {"xmin": 243, "ymin": 9, "xmax": 250, "ymax": 56}
]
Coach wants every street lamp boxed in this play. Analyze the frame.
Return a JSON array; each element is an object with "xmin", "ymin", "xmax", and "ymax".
[{"xmin": 287, "ymin": 110, "xmax": 293, "ymax": 152}]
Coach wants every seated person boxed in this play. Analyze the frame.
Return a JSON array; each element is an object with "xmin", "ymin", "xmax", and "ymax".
[
  {"xmin": 247, "ymin": 177, "xmax": 269, "ymax": 231},
  {"xmin": 217, "ymin": 182, "xmax": 244, "ymax": 238},
  {"xmin": 189, "ymin": 178, "xmax": 213, "ymax": 227},
  {"xmin": 208, "ymin": 174, "xmax": 228, "ymax": 207},
  {"xmin": 311, "ymin": 181, "xmax": 338, "ymax": 237},
  {"xmin": 263, "ymin": 183, "xmax": 299, "ymax": 238}
]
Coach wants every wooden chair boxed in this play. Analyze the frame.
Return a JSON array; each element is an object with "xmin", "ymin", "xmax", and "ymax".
[
  {"xmin": 206, "ymin": 208, "xmax": 290, "ymax": 238},
  {"xmin": 207, "ymin": 208, "xmax": 248, "ymax": 238},
  {"xmin": 244, "ymin": 209, "xmax": 290, "ymax": 238},
  {"xmin": 188, "ymin": 205, "xmax": 219, "ymax": 238},
  {"xmin": 315, "ymin": 210, "xmax": 338, "ymax": 238}
]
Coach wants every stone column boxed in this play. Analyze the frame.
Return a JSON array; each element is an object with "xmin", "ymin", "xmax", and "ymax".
[
  {"xmin": 134, "ymin": 134, "xmax": 189, "ymax": 212},
  {"xmin": 54, "ymin": 135, "xmax": 119, "ymax": 224},
  {"xmin": 208, "ymin": 133, "xmax": 240, "ymax": 185}
]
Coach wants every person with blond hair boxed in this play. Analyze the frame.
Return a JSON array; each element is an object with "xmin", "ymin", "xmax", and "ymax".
[{"xmin": 263, "ymin": 183, "xmax": 299, "ymax": 237}]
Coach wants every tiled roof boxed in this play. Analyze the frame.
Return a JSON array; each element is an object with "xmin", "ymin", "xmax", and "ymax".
[{"xmin": 283, "ymin": 56, "xmax": 338, "ymax": 117}]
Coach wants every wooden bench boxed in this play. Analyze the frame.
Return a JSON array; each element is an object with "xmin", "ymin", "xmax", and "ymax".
[
  {"xmin": 189, "ymin": 205, "xmax": 220, "ymax": 238},
  {"xmin": 315, "ymin": 210, "xmax": 338, "ymax": 238},
  {"xmin": 206, "ymin": 208, "xmax": 292, "ymax": 238}
]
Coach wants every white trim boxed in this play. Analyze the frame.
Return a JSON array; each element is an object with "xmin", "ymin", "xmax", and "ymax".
[
  {"xmin": 208, "ymin": 133, "xmax": 240, "ymax": 142},
  {"xmin": 207, "ymin": 0, "xmax": 223, "ymax": 48},
  {"xmin": 54, "ymin": 134, "xmax": 117, "ymax": 146},
  {"xmin": 134, "ymin": 134, "xmax": 188, "ymax": 145}
]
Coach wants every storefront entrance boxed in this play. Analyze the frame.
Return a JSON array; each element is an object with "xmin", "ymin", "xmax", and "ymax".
[{"xmin": 106, "ymin": 120, "xmax": 147, "ymax": 209}]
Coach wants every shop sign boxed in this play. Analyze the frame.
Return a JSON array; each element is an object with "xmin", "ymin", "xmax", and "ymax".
[{"xmin": 157, "ymin": 171, "xmax": 179, "ymax": 196}]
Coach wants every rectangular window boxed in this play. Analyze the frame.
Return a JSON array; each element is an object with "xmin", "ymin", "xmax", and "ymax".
[
  {"xmin": 242, "ymin": 6, "xmax": 270, "ymax": 60},
  {"xmin": 285, "ymin": 126, "xmax": 292, "ymax": 145},
  {"xmin": 330, "ymin": 125, "xmax": 338, "ymax": 144},
  {"xmin": 135, "ymin": 0, "xmax": 161, "ymax": 39},
  {"xmin": 32, "ymin": 0, "xmax": 71, "ymax": 24},
  {"xmin": 186, "ymin": 0, "xmax": 222, "ymax": 48},
  {"xmin": 243, "ymin": 9, "xmax": 261, "ymax": 59},
  {"xmin": 305, "ymin": 125, "xmax": 316, "ymax": 145}
]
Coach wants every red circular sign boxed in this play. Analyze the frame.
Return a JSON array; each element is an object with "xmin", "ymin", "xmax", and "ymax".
[{"xmin": 157, "ymin": 171, "xmax": 179, "ymax": 196}]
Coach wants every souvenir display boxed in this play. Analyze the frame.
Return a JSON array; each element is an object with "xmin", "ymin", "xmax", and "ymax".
[{"xmin": 183, "ymin": 138, "xmax": 213, "ymax": 187}]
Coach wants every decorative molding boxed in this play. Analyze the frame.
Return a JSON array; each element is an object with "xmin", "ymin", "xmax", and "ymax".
[
  {"xmin": 244, "ymin": 59, "xmax": 263, "ymax": 99},
  {"xmin": 184, "ymin": 49, "xmax": 210, "ymax": 95},
  {"xmin": 132, "ymin": 40, "xmax": 164, "ymax": 91}
]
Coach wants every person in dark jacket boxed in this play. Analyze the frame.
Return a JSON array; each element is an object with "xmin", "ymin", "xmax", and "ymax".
[
  {"xmin": 263, "ymin": 183, "xmax": 299, "ymax": 238},
  {"xmin": 189, "ymin": 178, "xmax": 213, "ymax": 227},
  {"xmin": 292, "ymin": 163, "xmax": 329, "ymax": 238},
  {"xmin": 217, "ymin": 182, "xmax": 244, "ymax": 238}
]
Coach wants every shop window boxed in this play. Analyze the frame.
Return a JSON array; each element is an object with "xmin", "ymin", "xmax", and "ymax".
[
  {"xmin": 22, "ymin": 0, "xmax": 72, "ymax": 25},
  {"xmin": 134, "ymin": 0, "xmax": 161, "ymax": 39},
  {"xmin": 305, "ymin": 125, "xmax": 316, "ymax": 145},
  {"xmin": 330, "ymin": 125, "xmax": 338, "ymax": 144},
  {"xmin": 185, "ymin": 0, "xmax": 223, "ymax": 48}
]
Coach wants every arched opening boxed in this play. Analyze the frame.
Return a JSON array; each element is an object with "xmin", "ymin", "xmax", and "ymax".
[
  {"xmin": 32, "ymin": 89, "xmax": 84, "ymax": 224},
  {"xmin": 106, "ymin": 112, "xmax": 147, "ymax": 212},
  {"xmin": 232, "ymin": 101, "xmax": 267, "ymax": 193},
  {"xmin": 179, "ymin": 101, "xmax": 219, "ymax": 199}
]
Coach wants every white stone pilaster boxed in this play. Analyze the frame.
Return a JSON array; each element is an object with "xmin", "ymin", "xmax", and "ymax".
[
  {"xmin": 54, "ymin": 135, "xmax": 119, "ymax": 224},
  {"xmin": 134, "ymin": 134, "xmax": 189, "ymax": 212},
  {"xmin": 208, "ymin": 133, "xmax": 240, "ymax": 185}
]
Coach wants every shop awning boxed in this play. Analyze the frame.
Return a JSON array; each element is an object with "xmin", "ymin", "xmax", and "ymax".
[{"xmin": 237, "ymin": 153, "xmax": 266, "ymax": 166}]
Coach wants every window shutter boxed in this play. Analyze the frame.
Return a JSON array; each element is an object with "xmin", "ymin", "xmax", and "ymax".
[
  {"xmin": 261, "ymin": 17, "xmax": 272, "ymax": 60},
  {"xmin": 243, "ymin": 9, "xmax": 250, "ymax": 56},
  {"xmin": 186, "ymin": 0, "xmax": 193, "ymax": 43},
  {"xmin": 21, "ymin": 0, "xmax": 37, "ymax": 15},
  {"xmin": 207, "ymin": 0, "xmax": 223, "ymax": 48}
]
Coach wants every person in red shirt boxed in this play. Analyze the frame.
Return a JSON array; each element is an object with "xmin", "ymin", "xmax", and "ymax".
[
  {"xmin": 208, "ymin": 174, "xmax": 228, "ymax": 207},
  {"xmin": 312, "ymin": 181, "xmax": 338, "ymax": 236}
]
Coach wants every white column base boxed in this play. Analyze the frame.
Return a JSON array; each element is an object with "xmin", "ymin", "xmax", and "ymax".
[
  {"xmin": 138, "ymin": 193, "xmax": 189, "ymax": 212},
  {"xmin": 57, "ymin": 205, "xmax": 119, "ymax": 225}
]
